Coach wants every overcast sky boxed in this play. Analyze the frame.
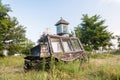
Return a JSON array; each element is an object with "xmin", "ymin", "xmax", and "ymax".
[{"xmin": 2, "ymin": 0, "xmax": 120, "ymax": 44}]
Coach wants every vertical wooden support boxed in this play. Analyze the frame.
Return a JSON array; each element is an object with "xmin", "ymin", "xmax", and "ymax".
[
  {"xmin": 69, "ymin": 38, "xmax": 75, "ymax": 51},
  {"xmin": 77, "ymin": 38, "xmax": 84, "ymax": 51},
  {"xmin": 59, "ymin": 37, "xmax": 65, "ymax": 53},
  {"xmin": 47, "ymin": 35, "xmax": 53, "ymax": 56}
]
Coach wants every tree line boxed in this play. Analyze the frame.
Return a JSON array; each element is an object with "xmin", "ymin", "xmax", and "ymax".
[{"xmin": 0, "ymin": 1, "xmax": 34, "ymax": 56}]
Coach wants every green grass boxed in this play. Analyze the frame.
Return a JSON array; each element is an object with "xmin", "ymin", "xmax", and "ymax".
[
  {"xmin": 0, "ymin": 53, "xmax": 120, "ymax": 80},
  {"xmin": 90, "ymin": 53, "xmax": 114, "ymax": 59}
]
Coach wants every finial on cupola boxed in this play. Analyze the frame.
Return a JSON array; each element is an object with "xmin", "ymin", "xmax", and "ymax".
[
  {"xmin": 60, "ymin": 17, "xmax": 63, "ymax": 20},
  {"xmin": 55, "ymin": 18, "xmax": 69, "ymax": 36}
]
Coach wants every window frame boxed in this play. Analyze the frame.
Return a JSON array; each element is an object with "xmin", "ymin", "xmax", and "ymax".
[
  {"xmin": 61, "ymin": 38, "xmax": 73, "ymax": 53},
  {"xmin": 70, "ymin": 38, "xmax": 82, "ymax": 51},
  {"xmin": 48, "ymin": 35, "xmax": 83, "ymax": 54},
  {"xmin": 49, "ymin": 36, "xmax": 64, "ymax": 54}
]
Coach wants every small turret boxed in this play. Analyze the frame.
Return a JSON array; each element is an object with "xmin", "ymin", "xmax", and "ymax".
[{"xmin": 55, "ymin": 17, "xmax": 69, "ymax": 36}]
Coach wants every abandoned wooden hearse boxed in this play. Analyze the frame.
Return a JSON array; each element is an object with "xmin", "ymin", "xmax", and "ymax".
[{"xmin": 24, "ymin": 18, "xmax": 87, "ymax": 70}]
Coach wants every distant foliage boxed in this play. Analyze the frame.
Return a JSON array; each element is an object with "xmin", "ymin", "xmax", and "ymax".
[
  {"xmin": 37, "ymin": 32, "xmax": 47, "ymax": 44},
  {"xmin": 0, "ymin": 1, "xmax": 31, "ymax": 55},
  {"xmin": 21, "ymin": 39, "xmax": 35, "ymax": 55},
  {"xmin": 75, "ymin": 14, "xmax": 113, "ymax": 51},
  {"xmin": 116, "ymin": 35, "xmax": 120, "ymax": 49},
  {"xmin": 110, "ymin": 49, "xmax": 120, "ymax": 55}
]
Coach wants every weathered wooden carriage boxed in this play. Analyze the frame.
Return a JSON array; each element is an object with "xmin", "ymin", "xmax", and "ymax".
[
  {"xmin": 24, "ymin": 18, "xmax": 87, "ymax": 70},
  {"xmin": 24, "ymin": 34, "xmax": 87, "ymax": 70}
]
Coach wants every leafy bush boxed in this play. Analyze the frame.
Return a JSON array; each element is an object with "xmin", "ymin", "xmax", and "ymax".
[
  {"xmin": 84, "ymin": 45, "xmax": 92, "ymax": 51},
  {"xmin": 110, "ymin": 49, "xmax": 120, "ymax": 55}
]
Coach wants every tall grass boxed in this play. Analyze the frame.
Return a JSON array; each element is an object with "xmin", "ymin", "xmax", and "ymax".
[
  {"xmin": 90, "ymin": 53, "xmax": 113, "ymax": 59},
  {"xmin": 0, "ymin": 53, "xmax": 120, "ymax": 80}
]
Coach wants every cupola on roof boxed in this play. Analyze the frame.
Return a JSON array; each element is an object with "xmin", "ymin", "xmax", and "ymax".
[{"xmin": 55, "ymin": 17, "xmax": 69, "ymax": 26}]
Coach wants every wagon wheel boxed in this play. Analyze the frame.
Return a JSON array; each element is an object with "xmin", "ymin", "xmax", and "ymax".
[
  {"xmin": 24, "ymin": 60, "xmax": 32, "ymax": 72},
  {"xmin": 79, "ymin": 52, "xmax": 89, "ymax": 64}
]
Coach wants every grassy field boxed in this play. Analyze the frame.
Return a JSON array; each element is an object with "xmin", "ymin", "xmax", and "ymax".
[{"xmin": 0, "ymin": 53, "xmax": 120, "ymax": 80}]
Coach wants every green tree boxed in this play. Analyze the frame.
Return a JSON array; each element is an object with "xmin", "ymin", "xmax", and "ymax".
[
  {"xmin": 37, "ymin": 32, "xmax": 47, "ymax": 44},
  {"xmin": 0, "ymin": 1, "xmax": 11, "ymax": 55},
  {"xmin": 116, "ymin": 35, "xmax": 120, "ymax": 49},
  {"xmin": 0, "ymin": 1, "xmax": 27, "ymax": 55},
  {"xmin": 75, "ymin": 14, "xmax": 113, "ymax": 51},
  {"xmin": 21, "ymin": 39, "xmax": 35, "ymax": 55}
]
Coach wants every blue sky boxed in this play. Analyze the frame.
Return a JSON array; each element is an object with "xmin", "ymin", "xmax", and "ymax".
[{"xmin": 2, "ymin": 0, "xmax": 120, "ymax": 44}]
